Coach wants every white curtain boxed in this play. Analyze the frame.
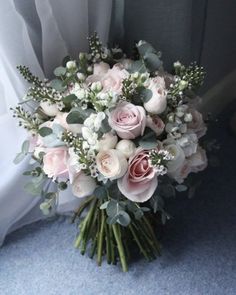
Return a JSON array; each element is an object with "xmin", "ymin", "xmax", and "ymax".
[{"xmin": 0, "ymin": 0, "xmax": 112, "ymax": 246}]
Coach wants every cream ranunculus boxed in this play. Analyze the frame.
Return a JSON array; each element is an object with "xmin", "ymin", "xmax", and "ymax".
[
  {"xmin": 96, "ymin": 149, "xmax": 128, "ymax": 180},
  {"xmin": 144, "ymin": 77, "xmax": 167, "ymax": 114},
  {"xmin": 40, "ymin": 101, "xmax": 59, "ymax": 117},
  {"xmin": 72, "ymin": 172, "xmax": 97, "ymax": 198},
  {"xmin": 98, "ymin": 132, "xmax": 118, "ymax": 151},
  {"xmin": 116, "ymin": 139, "xmax": 136, "ymax": 159}
]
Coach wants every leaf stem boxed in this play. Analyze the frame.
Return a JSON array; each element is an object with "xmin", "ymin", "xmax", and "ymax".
[
  {"xmin": 112, "ymin": 224, "xmax": 128, "ymax": 272},
  {"xmin": 97, "ymin": 209, "xmax": 105, "ymax": 266}
]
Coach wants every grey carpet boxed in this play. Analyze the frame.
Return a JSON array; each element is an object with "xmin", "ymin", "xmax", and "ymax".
[{"xmin": 1, "ymin": 103, "xmax": 236, "ymax": 295}]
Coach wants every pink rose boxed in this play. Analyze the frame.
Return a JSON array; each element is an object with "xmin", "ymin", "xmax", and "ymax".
[
  {"xmin": 86, "ymin": 63, "xmax": 129, "ymax": 94},
  {"xmin": 43, "ymin": 147, "xmax": 69, "ymax": 180},
  {"xmin": 188, "ymin": 147, "xmax": 207, "ymax": 173},
  {"xmin": 187, "ymin": 109, "xmax": 207, "ymax": 138},
  {"xmin": 146, "ymin": 115, "xmax": 165, "ymax": 136},
  {"xmin": 93, "ymin": 62, "xmax": 110, "ymax": 76},
  {"xmin": 108, "ymin": 102, "xmax": 146, "ymax": 139},
  {"xmin": 101, "ymin": 64, "xmax": 129, "ymax": 93},
  {"xmin": 118, "ymin": 148, "xmax": 158, "ymax": 202}
]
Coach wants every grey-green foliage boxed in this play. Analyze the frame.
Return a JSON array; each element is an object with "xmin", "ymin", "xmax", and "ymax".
[
  {"xmin": 13, "ymin": 140, "xmax": 30, "ymax": 164},
  {"xmin": 100, "ymin": 199, "xmax": 131, "ymax": 227},
  {"xmin": 139, "ymin": 130, "xmax": 157, "ymax": 149},
  {"xmin": 40, "ymin": 192, "xmax": 57, "ymax": 215},
  {"xmin": 53, "ymin": 66, "xmax": 67, "ymax": 77},
  {"xmin": 135, "ymin": 41, "xmax": 163, "ymax": 73}
]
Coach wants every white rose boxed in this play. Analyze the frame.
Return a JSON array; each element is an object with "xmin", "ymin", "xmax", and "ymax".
[
  {"xmin": 40, "ymin": 101, "xmax": 59, "ymax": 117},
  {"xmin": 116, "ymin": 140, "xmax": 136, "ymax": 159},
  {"xmin": 144, "ymin": 77, "xmax": 167, "ymax": 114},
  {"xmin": 72, "ymin": 172, "xmax": 97, "ymax": 198},
  {"xmin": 165, "ymin": 144, "xmax": 185, "ymax": 173},
  {"xmin": 176, "ymin": 133, "xmax": 198, "ymax": 157},
  {"xmin": 96, "ymin": 149, "xmax": 128, "ymax": 180},
  {"xmin": 98, "ymin": 132, "xmax": 118, "ymax": 151}
]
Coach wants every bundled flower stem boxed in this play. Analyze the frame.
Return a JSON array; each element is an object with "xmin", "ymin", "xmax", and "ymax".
[{"xmin": 73, "ymin": 196, "xmax": 161, "ymax": 271}]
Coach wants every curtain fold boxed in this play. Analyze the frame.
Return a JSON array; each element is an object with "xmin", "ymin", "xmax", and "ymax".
[{"xmin": 0, "ymin": 0, "xmax": 112, "ymax": 245}]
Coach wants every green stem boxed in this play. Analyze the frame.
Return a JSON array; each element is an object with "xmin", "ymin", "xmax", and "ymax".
[
  {"xmin": 80, "ymin": 202, "xmax": 98, "ymax": 255},
  {"xmin": 109, "ymin": 225, "xmax": 116, "ymax": 265},
  {"xmin": 143, "ymin": 216, "xmax": 161, "ymax": 255},
  {"xmin": 129, "ymin": 223, "xmax": 150, "ymax": 261},
  {"xmin": 136, "ymin": 219, "xmax": 158, "ymax": 256},
  {"xmin": 74, "ymin": 198, "xmax": 96, "ymax": 248},
  {"xmin": 71, "ymin": 195, "xmax": 94, "ymax": 223},
  {"xmin": 112, "ymin": 224, "xmax": 128, "ymax": 272},
  {"xmin": 105, "ymin": 222, "xmax": 111, "ymax": 264},
  {"xmin": 97, "ymin": 209, "xmax": 105, "ymax": 266}
]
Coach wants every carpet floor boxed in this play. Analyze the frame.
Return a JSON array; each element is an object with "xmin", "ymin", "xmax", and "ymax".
[{"xmin": 1, "ymin": 103, "xmax": 236, "ymax": 295}]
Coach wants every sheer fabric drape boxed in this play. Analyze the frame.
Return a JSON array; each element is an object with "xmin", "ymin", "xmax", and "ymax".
[{"xmin": 0, "ymin": 0, "xmax": 112, "ymax": 245}]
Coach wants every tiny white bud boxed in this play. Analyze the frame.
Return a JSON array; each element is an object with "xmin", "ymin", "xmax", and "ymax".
[
  {"xmin": 66, "ymin": 61, "xmax": 77, "ymax": 70},
  {"xmin": 91, "ymin": 81, "xmax": 102, "ymax": 92},
  {"xmin": 77, "ymin": 72, "xmax": 85, "ymax": 81}
]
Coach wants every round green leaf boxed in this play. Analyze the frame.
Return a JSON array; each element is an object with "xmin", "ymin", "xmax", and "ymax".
[
  {"xmin": 54, "ymin": 66, "xmax": 66, "ymax": 77},
  {"xmin": 38, "ymin": 127, "xmax": 53, "ymax": 137}
]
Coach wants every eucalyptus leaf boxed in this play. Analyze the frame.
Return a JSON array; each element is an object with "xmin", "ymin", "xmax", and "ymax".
[
  {"xmin": 106, "ymin": 200, "xmax": 120, "ymax": 217},
  {"xmin": 66, "ymin": 111, "xmax": 84, "ymax": 124},
  {"xmin": 99, "ymin": 117, "xmax": 111, "ymax": 133},
  {"xmin": 38, "ymin": 127, "xmax": 53, "ymax": 137},
  {"xmin": 175, "ymin": 184, "xmax": 188, "ymax": 192},
  {"xmin": 137, "ymin": 42, "xmax": 156, "ymax": 57},
  {"xmin": 106, "ymin": 215, "xmax": 120, "ymax": 225},
  {"xmin": 21, "ymin": 140, "xmax": 30, "ymax": 154},
  {"xmin": 94, "ymin": 186, "xmax": 107, "ymax": 200},
  {"xmin": 134, "ymin": 210, "xmax": 144, "ymax": 220},
  {"xmin": 129, "ymin": 60, "xmax": 147, "ymax": 73},
  {"xmin": 50, "ymin": 79, "xmax": 65, "ymax": 91},
  {"xmin": 24, "ymin": 182, "xmax": 42, "ymax": 196},
  {"xmin": 140, "ymin": 88, "xmax": 153, "ymax": 103},
  {"xmin": 42, "ymin": 133, "xmax": 65, "ymax": 147},
  {"xmin": 62, "ymin": 94, "xmax": 77, "ymax": 105},
  {"xmin": 117, "ymin": 211, "xmax": 131, "ymax": 227},
  {"xmin": 100, "ymin": 201, "xmax": 109, "ymax": 210},
  {"xmin": 13, "ymin": 152, "xmax": 26, "ymax": 164},
  {"xmin": 139, "ymin": 131, "xmax": 157, "ymax": 149},
  {"xmin": 144, "ymin": 53, "xmax": 162, "ymax": 72},
  {"xmin": 54, "ymin": 66, "xmax": 66, "ymax": 77}
]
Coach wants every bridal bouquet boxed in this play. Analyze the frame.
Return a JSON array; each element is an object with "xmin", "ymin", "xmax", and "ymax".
[{"xmin": 12, "ymin": 33, "xmax": 207, "ymax": 271}]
